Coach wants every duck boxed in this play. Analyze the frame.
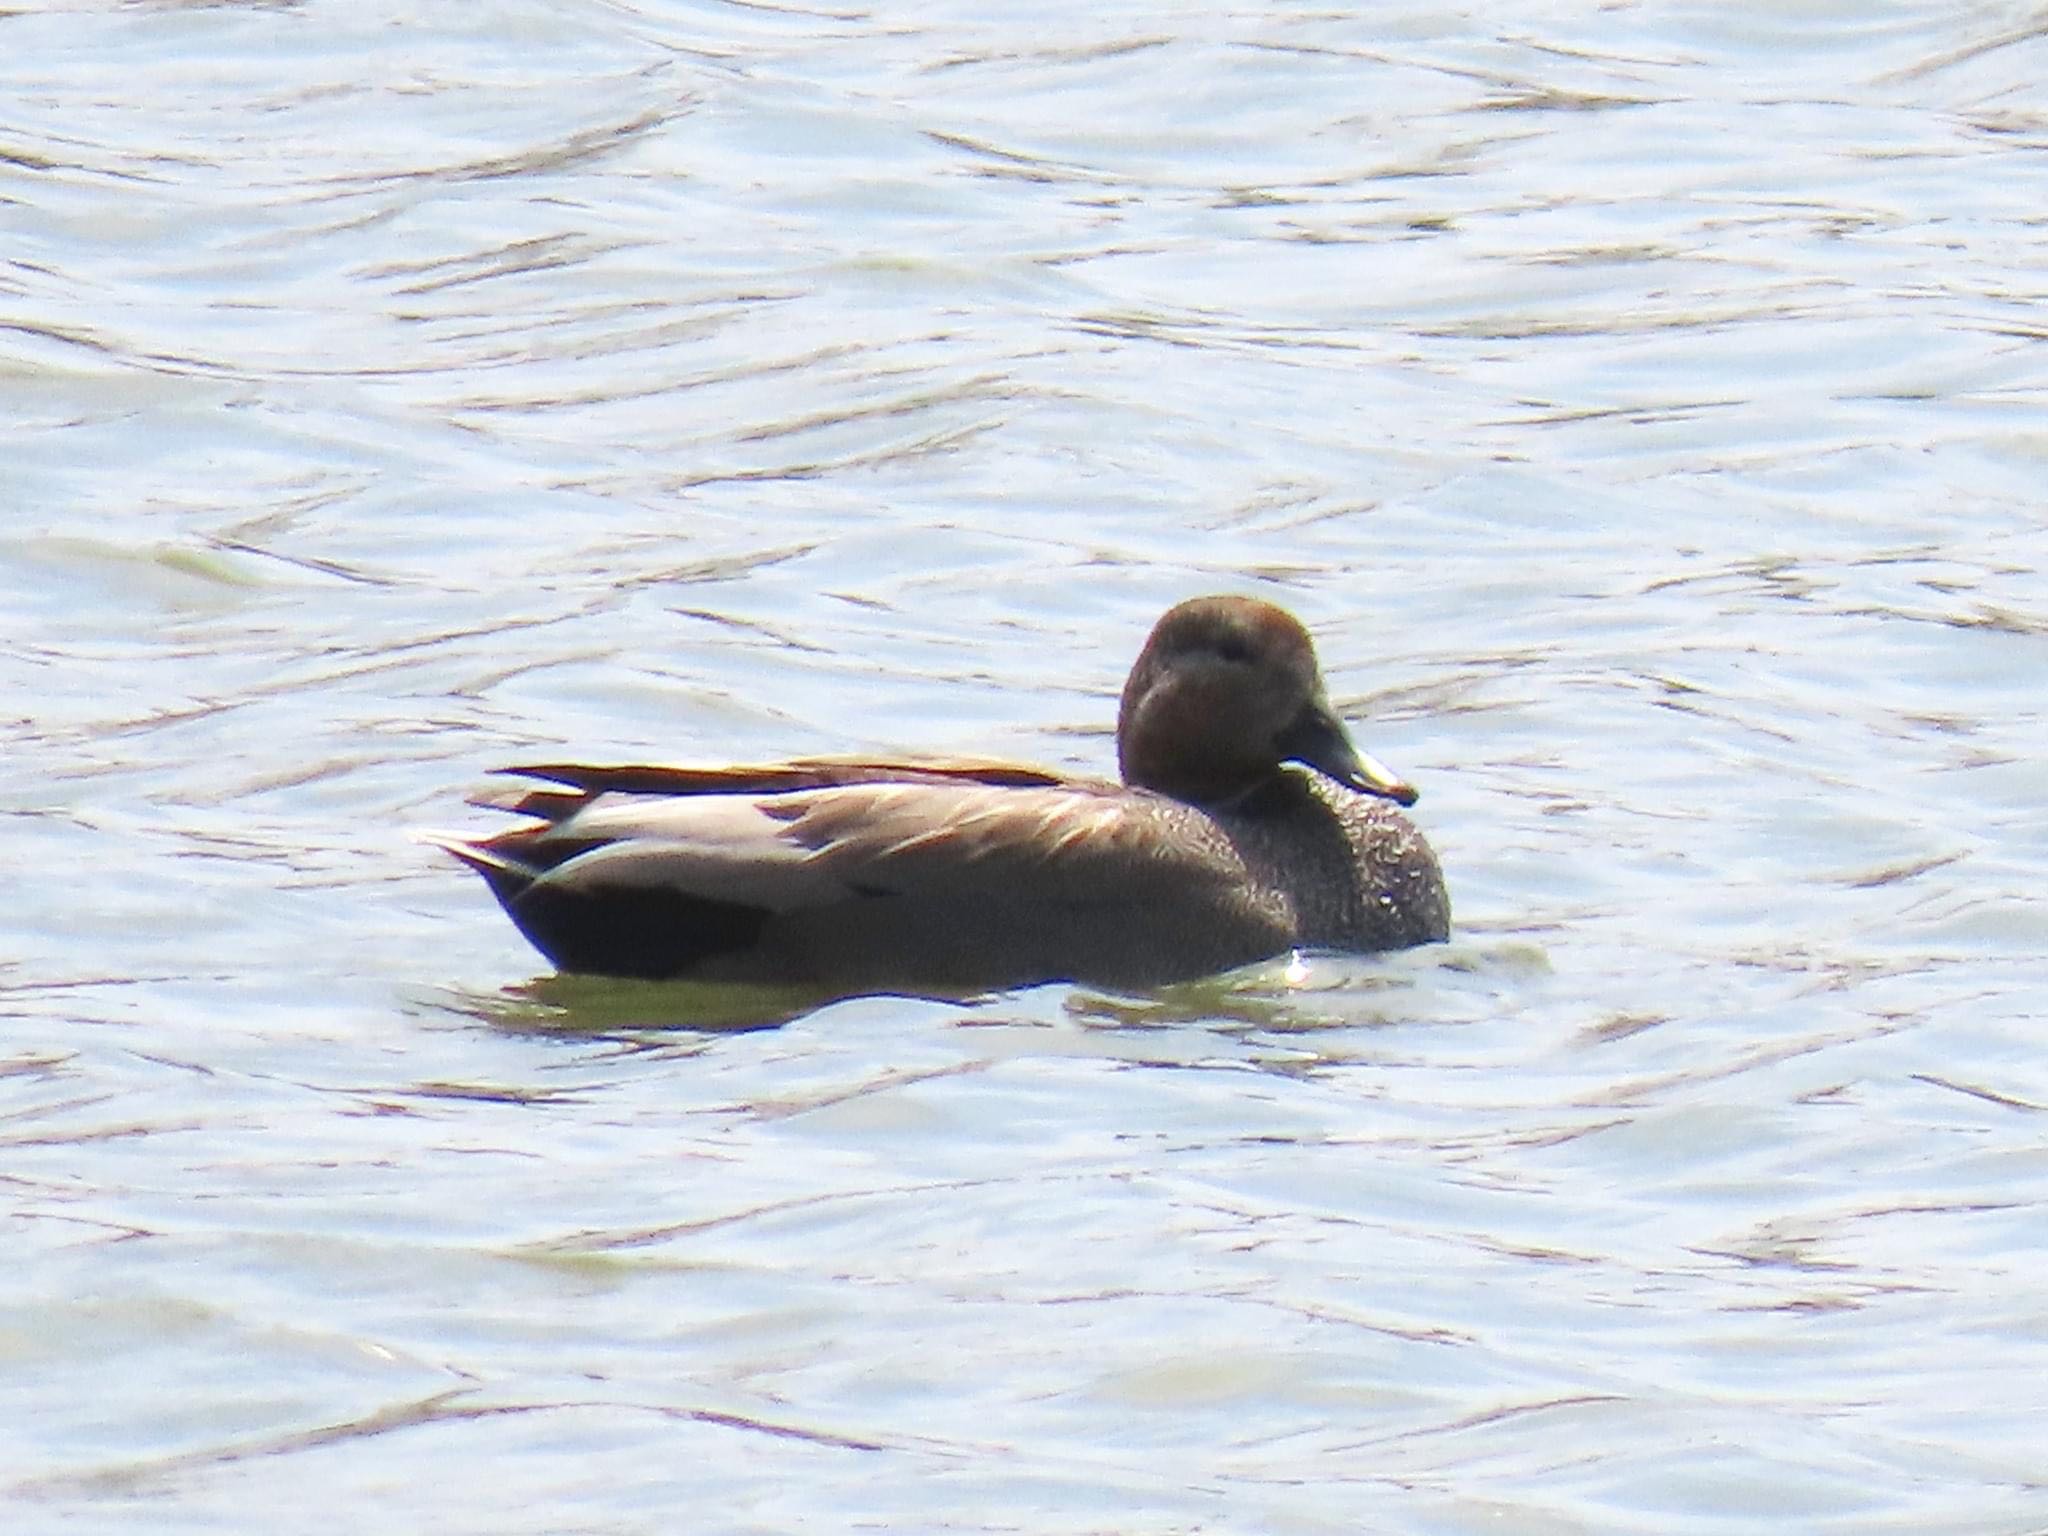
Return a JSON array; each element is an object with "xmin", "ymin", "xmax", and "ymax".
[{"xmin": 440, "ymin": 596, "xmax": 1449, "ymax": 996}]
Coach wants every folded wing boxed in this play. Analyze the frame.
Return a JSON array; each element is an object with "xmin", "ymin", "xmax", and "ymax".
[{"xmin": 440, "ymin": 760, "xmax": 1288, "ymax": 990}]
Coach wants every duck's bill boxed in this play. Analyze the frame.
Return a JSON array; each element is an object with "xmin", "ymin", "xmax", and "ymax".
[{"xmin": 1276, "ymin": 701, "xmax": 1420, "ymax": 807}]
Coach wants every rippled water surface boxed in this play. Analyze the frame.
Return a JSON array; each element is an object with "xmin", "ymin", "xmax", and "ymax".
[{"xmin": 7, "ymin": 2, "xmax": 2048, "ymax": 1530}]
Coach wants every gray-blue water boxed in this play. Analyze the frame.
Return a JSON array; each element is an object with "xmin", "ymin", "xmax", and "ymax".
[{"xmin": 6, "ymin": 3, "xmax": 2047, "ymax": 1530}]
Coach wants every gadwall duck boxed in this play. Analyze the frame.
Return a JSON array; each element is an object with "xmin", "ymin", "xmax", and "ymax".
[{"xmin": 442, "ymin": 596, "xmax": 1449, "ymax": 995}]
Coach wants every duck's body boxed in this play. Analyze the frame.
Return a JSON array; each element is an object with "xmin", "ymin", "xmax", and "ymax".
[{"xmin": 443, "ymin": 597, "xmax": 1449, "ymax": 996}]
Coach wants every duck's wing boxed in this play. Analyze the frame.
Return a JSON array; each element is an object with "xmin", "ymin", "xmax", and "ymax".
[
  {"xmin": 475, "ymin": 756, "xmax": 1081, "ymax": 824},
  {"xmin": 443, "ymin": 774, "xmax": 1282, "ymax": 990}
]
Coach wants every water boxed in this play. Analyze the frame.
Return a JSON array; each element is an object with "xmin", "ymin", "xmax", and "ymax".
[{"xmin": 6, "ymin": 2, "xmax": 2048, "ymax": 1530}]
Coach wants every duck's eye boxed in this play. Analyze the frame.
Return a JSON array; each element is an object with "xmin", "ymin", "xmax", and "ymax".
[{"xmin": 1214, "ymin": 634, "xmax": 1254, "ymax": 665}]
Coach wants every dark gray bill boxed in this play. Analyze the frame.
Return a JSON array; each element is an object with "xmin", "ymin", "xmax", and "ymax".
[{"xmin": 1274, "ymin": 699, "xmax": 1419, "ymax": 806}]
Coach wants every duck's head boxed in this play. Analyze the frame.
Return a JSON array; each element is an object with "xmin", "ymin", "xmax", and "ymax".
[{"xmin": 1115, "ymin": 595, "xmax": 1418, "ymax": 809}]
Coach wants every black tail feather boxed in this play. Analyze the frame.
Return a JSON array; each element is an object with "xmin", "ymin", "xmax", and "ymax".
[{"xmin": 500, "ymin": 881, "xmax": 773, "ymax": 980}]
